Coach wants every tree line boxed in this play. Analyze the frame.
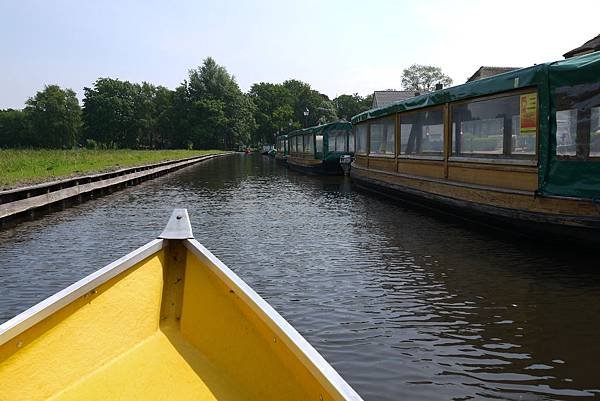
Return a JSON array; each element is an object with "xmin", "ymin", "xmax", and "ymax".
[{"xmin": 0, "ymin": 58, "xmax": 373, "ymax": 150}]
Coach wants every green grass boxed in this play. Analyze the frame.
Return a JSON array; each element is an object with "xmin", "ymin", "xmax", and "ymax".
[{"xmin": 0, "ymin": 149, "xmax": 227, "ymax": 190}]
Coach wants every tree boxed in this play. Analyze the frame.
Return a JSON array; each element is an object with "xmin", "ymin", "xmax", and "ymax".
[
  {"xmin": 83, "ymin": 78, "xmax": 137, "ymax": 148},
  {"xmin": 249, "ymin": 80, "xmax": 340, "ymax": 145},
  {"xmin": 282, "ymin": 80, "xmax": 338, "ymax": 128},
  {"xmin": 401, "ymin": 64, "xmax": 453, "ymax": 92},
  {"xmin": 248, "ymin": 82, "xmax": 295, "ymax": 144},
  {"xmin": 154, "ymin": 86, "xmax": 175, "ymax": 148},
  {"xmin": 182, "ymin": 57, "xmax": 256, "ymax": 149},
  {"xmin": 0, "ymin": 109, "xmax": 31, "ymax": 148},
  {"xmin": 333, "ymin": 93, "xmax": 373, "ymax": 120},
  {"xmin": 83, "ymin": 79, "xmax": 175, "ymax": 149},
  {"xmin": 25, "ymin": 85, "xmax": 81, "ymax": 148},
  {"xmin": 132, "ymin": 82, "xmax": 158, "ymax": 148}
]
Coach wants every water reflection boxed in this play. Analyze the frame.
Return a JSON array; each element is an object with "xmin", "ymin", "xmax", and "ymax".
[{"xmin": 0, "ymin": 154, "xmax": 599, "ymax": 400}]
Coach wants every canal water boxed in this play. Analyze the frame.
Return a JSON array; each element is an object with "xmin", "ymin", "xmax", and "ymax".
[{"xmin": 1, "ymin": 153, "xmax": 599, "ymax": 400}]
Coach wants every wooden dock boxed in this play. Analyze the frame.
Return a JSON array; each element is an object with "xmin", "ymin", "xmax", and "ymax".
[{"xmin": 0, "ymin": 153, "xmax": 230, "ymax": 225}]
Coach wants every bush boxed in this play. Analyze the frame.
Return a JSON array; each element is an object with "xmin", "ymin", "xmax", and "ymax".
[{"xmin": 85, "ymin": 139, "xmax": 98, "ymax": 149}]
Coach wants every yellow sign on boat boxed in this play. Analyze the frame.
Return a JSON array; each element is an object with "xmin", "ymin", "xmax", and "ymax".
[{"xmin": 520, "ymin": 93, "xmax": 537, "ymax": 135}]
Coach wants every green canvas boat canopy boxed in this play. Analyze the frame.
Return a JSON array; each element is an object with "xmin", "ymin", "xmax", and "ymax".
[{"xmin": 287, "ymin": 121, "xmax": 352, "ymax": 138}]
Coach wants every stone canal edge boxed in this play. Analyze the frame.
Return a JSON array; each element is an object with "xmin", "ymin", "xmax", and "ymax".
[{"xmin": 0, "ymin": 152, "xmax": 233, "ymax": 224}]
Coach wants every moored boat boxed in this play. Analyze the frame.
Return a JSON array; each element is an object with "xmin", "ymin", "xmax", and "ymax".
[
  {"xmin": 350, "ymin": 52, "xmax": 600, "ymax": 242},
  {"xmin": 287, "ymin": 121, "xmax": 354, "ymax": 175},
  {"xmin": 0, "ymin": 209, "xmax": 363, "ymax": 401}
]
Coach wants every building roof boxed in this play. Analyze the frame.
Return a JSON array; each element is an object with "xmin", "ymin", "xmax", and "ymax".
[
  {"xmin": 372, "ymin": 90, "xmax": 419, "ymax": 108},
  {"xmin": 466, "ymin": 66, "xmax": 521, "ymax": 82},
  {"xmin": 563, "ymin": 34, "xmax": 600, "ymax": 58}
]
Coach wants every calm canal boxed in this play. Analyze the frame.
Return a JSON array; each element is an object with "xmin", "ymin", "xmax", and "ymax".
[{"xmin": 1, "ymin": 153, "xmax": 599, "ymax": 400}]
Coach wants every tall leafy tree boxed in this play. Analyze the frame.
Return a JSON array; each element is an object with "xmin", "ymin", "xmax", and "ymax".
[
  {"xmin": 282, "ymin": 80, "xmax": 338, "ymax": 127},
  {"xmin": 154, "ymin": 86, "xmax": 175, "ymax": 148},
  {"xmin": 333, "ymin": 93, "xmax": 373, "ymax": 120},
  {"xmin": 0, "ymin": 109, "xmax": 31, "ymax": 148},
  {"xmin": 401, "ymin": 64, "xmax": 453, "ymax": 92},
  {"xmin": 25, "ymin": 85, "xmax": 81, "ymax": 148},
  {"xmin": 83, "ymin": 78, "xmax": 137, "ymax": 148},
  {"xmin": 249, "ymin": 79, "xmax": 339, "ymax": 144},
  {"xmin": 133, "ymin": 82, "xmax": 158, "ymax": 148},
  {"xmin": 249, "ymin": 82, "xmax": 295, "ymax": 144},
  {"xmin": 180, "ymin": 57, "xmax": 255, "ymax": 149}
]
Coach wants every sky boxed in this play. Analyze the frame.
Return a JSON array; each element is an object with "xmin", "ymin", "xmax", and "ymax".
[{"xmin": 1, "ymin": 0, "xmax": 599, "ymax": 109}]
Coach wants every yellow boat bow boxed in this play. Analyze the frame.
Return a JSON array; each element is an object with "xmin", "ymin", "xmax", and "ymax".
[{"xmin": 0, "ymin": 209, "xmax": 363, "ymax": 401}]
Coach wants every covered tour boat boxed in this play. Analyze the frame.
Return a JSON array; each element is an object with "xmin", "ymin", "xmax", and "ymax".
[
  {"xmin": 0, "ymin": 210, "xmax": 362, "ymax": 401},
  {"xmin": 287, "ymin": 121, "xmax": 354, "ymax": 175},
  {"xmin": 350, "ymin": 52, "xmax": 600, "ymax": 241}
]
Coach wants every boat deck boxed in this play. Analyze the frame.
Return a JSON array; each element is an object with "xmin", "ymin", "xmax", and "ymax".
[{"xmin": 50, "ymin": 325, "xmax": 243, "ymax": 401}]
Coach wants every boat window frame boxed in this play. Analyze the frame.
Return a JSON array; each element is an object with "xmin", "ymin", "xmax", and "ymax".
[
  {"xmin": 368, "ymin": 116, "xmax": 396, "ymax": 158},
  {"xmin": 327, "ymin": 130, "xmax": 337, "ymax": 153},
  {"xmin": 315, "ymin": 133, "xmax": 324, "ymax": 159},
  {"xmin": 554, "ymin": 82, "xmax": 600, "ymax": 161},
  {"xmin": 397, "ymin": 104, "xmax": 446, "ymax": 158},
  {"xmin": 303, "ymin": 134, "xmax": 312, "ymax": 155},
  {"xmin": 449, "ymin": 87, "xmax": 539, "ymax": 162},
  {"xmin": 354, "ymin": 123, "xmax": 369, "ymax": 155}
]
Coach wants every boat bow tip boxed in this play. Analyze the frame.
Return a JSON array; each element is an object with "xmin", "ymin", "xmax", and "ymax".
[{"xmin": 158, "ymin": 209, "xmax": 194, "ymax": 239}]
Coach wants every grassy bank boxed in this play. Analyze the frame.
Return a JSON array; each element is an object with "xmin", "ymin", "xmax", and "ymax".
[{"xmin": 0, "ymin": 149, "xmax": 226, "ymax": 190}]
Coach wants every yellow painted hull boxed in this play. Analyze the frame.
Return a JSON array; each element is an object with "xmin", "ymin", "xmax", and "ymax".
[{"xmin": 0, "ymin": 212, "xmax": 361, "ymax": 401}]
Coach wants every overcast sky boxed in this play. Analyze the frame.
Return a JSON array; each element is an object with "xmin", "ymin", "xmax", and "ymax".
[{"xmin": 1, "ymin": 0, "xmax": 598, "ymax": 109}]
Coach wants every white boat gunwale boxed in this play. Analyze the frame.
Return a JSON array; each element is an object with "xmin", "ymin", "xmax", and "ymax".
[
  {"xmin": 0, "ymin": 209, "xmax": 363, "ymax": 400},
  {"xmin": 0, "ymin": 238, "xmax": 165, "ymax": 346}
]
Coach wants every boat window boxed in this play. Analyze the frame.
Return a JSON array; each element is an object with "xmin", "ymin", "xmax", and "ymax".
[
  {"xmin": 336, "ymin": 131, "xmax": 347, "ymax": 152},
  {"xmin": 369, "ymin": 119, "xmax": 395, "ymax": 156},
  {"xmin": 328, "ymin": 130, "xmax": 345, "ymax": 152},
  {"xmin": 556, "ymin": 110, "xmax": 577, "ymax": 156},
  {"xmin": 315, "ymin": 134, "xmax": 323, "ymax": 154},
  {"xmin": 304, "ymin": 134, "xmax": 313, "ymax": 154},
  {"xmin": 400, "ymin": 107, "xmax": 444, "ymax": 155},
  {"xmin": 593, "ymin": 107, "xmax": 600, "ymax": 157},
  {"xmin": 355, "ymin": 124, "xmax": 368, "ymax": 154},
  {"xmin": 327, "ymin": 130, "xmax": 347, "ymax": 152},
  {"xmin": 452, "ymin": 92, "xmax": 537, "ymax": 158},
  {"xmin": 328, "ymin": 131, "xmax": 337, "ymax": 152},
  {"xmin": 348, "ymin": 131, "xmax": 355, "ymax": 152},
  {"xmin": 555, "ymin": 82, "xmax": 600, "ymax": 159}
]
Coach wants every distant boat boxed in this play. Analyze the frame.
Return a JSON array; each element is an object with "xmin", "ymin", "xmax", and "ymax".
[
  {"xmin": 287, "ymin": 121, "xmax": 354, "ymax": 175},
  {"xmin": 261, "ymin": 144, "xmax": 276, "ymax": 156},
  {"xmin": 0, "ymin": 209, "xmax": 363, "ymax": 401}
]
